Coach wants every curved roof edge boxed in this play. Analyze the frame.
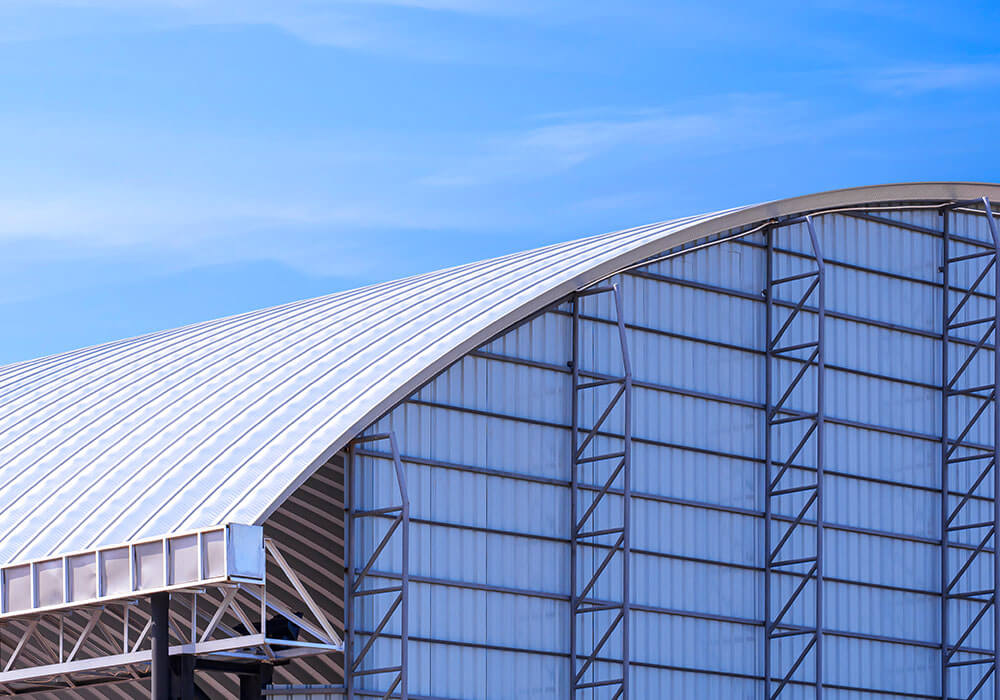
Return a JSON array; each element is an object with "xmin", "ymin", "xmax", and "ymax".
[
  {"xmin": 3, "ymin": 182, "xmax": 999, "ymax": 565},
  {"xmin": 257, "ymin": 181, "xmax": 1000, "ymax": 524}
]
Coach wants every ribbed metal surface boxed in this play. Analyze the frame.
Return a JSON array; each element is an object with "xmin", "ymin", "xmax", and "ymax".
[
  {"xmin": 336, "ymin": 198, "xmax": 1000, "ymax": 699},
  {"xmin": 0, "ymin": 212, "xmax": 749, "ymax": 567},
  {"xmin": 0, "ymin": 184, "xmax": 993, "ymax": 571},
  {"xmin": 8, "ymin": 184, "xmax": 1000, "ymax": 699}
]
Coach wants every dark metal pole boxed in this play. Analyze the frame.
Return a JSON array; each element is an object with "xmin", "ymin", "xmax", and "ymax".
[
  {"xmin": 807, "ymin": 216, "xmax": 825, "ymax": 700},
  {"xmin": 260, "ymin": 664, "xmax": 274, "ymax": 698},
  {"xmin": 239, "ymin": 670, "xmax": 262, "ymax": 700},
  {"xmin": 150, "ymin": 592, "xmax": 170, "ymax": 700},
  {"xmin": 389, "ymin": 432, "xmax": 410, "ymax": 700},
  {"xmin": 613, "ymin": 284, "xmax": 632, "ymax": 700},
  {"xmin": 940, "ymin": 209, "xmax": 950, "ymax": 700},
  {"xmin": 178, "ymin": 654, "xmax": 195, "ymax": 700},
  {"xmin": 569, "ymin": 294, "xmax": 579, "ymax": 700},
  {"xmin": 763, "ymin": 225, "xmax": 774, "ymax": 699},
  {"xmin": 345, "ymin": 446, "xmax": 355, "ymax": 700},
  {"xmin": 984, "ymin": 198, "xmax": 1000, "ymax": 700}
]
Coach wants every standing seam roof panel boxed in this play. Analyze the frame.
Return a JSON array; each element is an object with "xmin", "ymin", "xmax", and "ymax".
[{"xmin": 0, "ymin": 183, "xmax": 996, "ymax": 566}]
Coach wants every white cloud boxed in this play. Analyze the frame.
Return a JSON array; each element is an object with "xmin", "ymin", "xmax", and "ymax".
[
  {"xmin": 0, "ymin": 88, "xmax": 897, "ymax": 286},
  {"xmin": 0, "ymin": 0, "xmax": 590, "ymax": 49},
  {"xmin": 868, "ymin": 63, "xmax": 1000, "ymax": 95},
  {"xmin": 421, "ymin": 97, "xmax": 815, "ymax": 187},
  {"xmin": 0, "ymin": 191, "xmax": 420, "ymax": 243},
  {"xmin": 0, "ymin": 0, "xmax": 697, "ymax": 61},
  {"xmin": 0, "ymin": 190, "xmax": 473, "ymax": 291}
]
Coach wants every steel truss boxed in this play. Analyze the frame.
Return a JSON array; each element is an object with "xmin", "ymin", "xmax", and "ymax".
[
  {"xmin": 345, "ymin": 432, "xmax": 410, "ymax": 700},
  {"xmin": 940, "ymin": 198, "xmax": 1000, "ymax": 700},
  {"xmin": 569, "ymin": 283, "xmax": 632, "ymax": 700},
  {"xmin": 0, "ymin": 540, "xmax": 341, "ymax": 696},
  {"xmin": 764, "ymin": 216, "xmax": 826, "ymax": 699}
]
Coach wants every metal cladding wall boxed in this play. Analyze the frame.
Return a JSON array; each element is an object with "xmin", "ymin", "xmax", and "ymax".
[{"xmin": 336, "ymin": 205, "xmax": 999, "ymax": 700}]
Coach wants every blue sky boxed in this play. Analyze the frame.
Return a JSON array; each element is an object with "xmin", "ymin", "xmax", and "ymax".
[{"xmin": 1, "ymin": 0, "xmax": 999, "ymax": 364}]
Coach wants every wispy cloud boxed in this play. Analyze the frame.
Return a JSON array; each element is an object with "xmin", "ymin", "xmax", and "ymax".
[
  {"xmin": 0, "ymin": 191, "xmax": 492, "ymax": 297},
  {"xmin": 421, "ymin": 96, "xmax": 817, "ymax": 187},
  {"xmin": 868, "ymin": 62, "xmax": 1000, "ymax": 95},
  {"xmin": 0, "ymin": 94, "xmax": 828, "ymax": 286},
  {"xmin": 33, "ymin": 0, "xmax": 544, "ymax": 16},
  {"xmin": 0, "ymin": 0, "xmax": 601, "ymax": 51},
  {"xmin": 0, "ymin": 190, "xmax": 457, "ymax": 245}
]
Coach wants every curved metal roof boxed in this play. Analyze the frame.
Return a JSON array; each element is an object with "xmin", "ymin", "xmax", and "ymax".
[{"xmin": 0, "ymin": 182, "xmax": 997, "ymax": 566}]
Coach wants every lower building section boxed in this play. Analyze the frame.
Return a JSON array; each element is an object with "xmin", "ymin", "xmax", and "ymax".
[
  {"xmin": 329, "ymin": 206, "xmax": 1000, "ymax": 699},
  {"xmin": 8, "ymin": 199, "xmax": 1000, "ymax": 699}
]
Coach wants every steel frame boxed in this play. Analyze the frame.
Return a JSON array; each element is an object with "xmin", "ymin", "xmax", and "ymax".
[
  {"xmin": 763, "ymin": 216, "xmax": 826, "ymax": 699},
  {"xmin": 569, "ymin": 283, "xmax": 632, "ymax": 700},
  {"xmin": 11, "ymin": 202, "xmax": 1000, "ymax": 699},
  {"xmin": 335, "ymin": 201, "xmax": 1000, "ymax": 700},
  {"xmin": 334, "ymin": 201, "xmax": 1000, "ymax": 700},
  {"xmin": 0, "ymin": 524, "xmax": 259, "ymax": 620},
  {"xmin": 345, "ymin": 432, "xmax": 410, "ymax": 700},
  {"xmin": 0, "ymin": 538, "xmax": 341, "ymax": 696},
  {"xmin": 940, "ymin": 198, "xmax": 1000, "ymax": 700}
]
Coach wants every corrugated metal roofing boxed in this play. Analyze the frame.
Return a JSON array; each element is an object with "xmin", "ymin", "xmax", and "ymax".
[{"xmin": 0, "ymin": 182, "xmax": 995, "ymax": 567}]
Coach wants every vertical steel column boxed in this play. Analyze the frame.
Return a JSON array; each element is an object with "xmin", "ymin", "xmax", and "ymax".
[
  {"xmin": 239, "ymin": 671, "xmax": 262, "ymax": 700},
  {"xmin": 569, "ymin": 296, "xmax": 580, "ymax": 698},
  {"xmin": 569, "ymin": 283, "xmax": 632, "ymax": 700},
  {"xmin": 150, "ymin": 592, "xmax": 170, "ymax": 700},
  {"xmin": 942, "ymin": 207, "xmax": 950, "ymax": 700},
  {"xmin": 994, "ymin": 202, "xmax": 999, "ymax": 700},
  {"xmin": 260, "ymin": 663, "xmax": 273, "ymax": 696},
  {"xmin": 345, "ymin": 433, "xmax": 409, "ymax": 700},
  {"xmin": 764, "ymin": 224, "xmax": 774, "ymax": 700},
  {"xmin": 178, "ymin": 654, "xmax": 195, "ymax": 700},
  {"xmin": 763, "ymin": 216, "xmax": 825, "ymax": 699},
  {"xmin": 814, "ymin": 219, "xmax": 826, "ymax": 698},
  {"xmin": 345, "ymin": 445, "xmax": 356, "ymax": 700},
  {"xmin": 995, "ymin": 202, "xmax": 999, "ymax": 700},
  {"xmin": 616, "ymin": 285, "xmax": 632, "ymax": 700},
  {"xmin": 940, "ymin": 198, "xmax": 1000, "ymax": 700}
]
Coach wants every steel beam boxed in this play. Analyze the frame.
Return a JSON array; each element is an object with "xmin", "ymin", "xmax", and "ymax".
[
  {"xmin": 940, "ymin": 198, "xmax": 1000, "ymax": 700},
  {"xmin": 347, "ymin": 627, "xmax": 949, "ymax": 700},
  {"xmin": 346, "ymin": 433, "xmax": 410, "ymax": 700},
  {"xmin": 151, "ymin": 592, "xmax": 170, "ymax": 700},
  {"xmin": 0, "ymin": 564, "xmax": 338, "ymax": 694},
  {"xmin": 569, "ymin": 283, "xmax": 632, "ymax": 699},
  {"xmin": 177, "ymin": 653, "xmax": 195, "ymax": 700},
  {"xmin": 764, "ymin": 217, "xmax": 825, "ymax": 699}
]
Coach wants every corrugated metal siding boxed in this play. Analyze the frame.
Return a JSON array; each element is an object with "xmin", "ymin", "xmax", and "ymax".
[
  {"xmin": 7, "ymin": 186, "xmax": 1000, "ymax": 699},
  {"xmin": 325, "ymin": 205, "xmax": 1000, "ymax": 699},
  {"xmin": 0, "ymin": 184, "xmax": 992, "ymax": 573},
  {"xmin": 0, "ymin": 210, "xmax": 752, "ymax": 566}
]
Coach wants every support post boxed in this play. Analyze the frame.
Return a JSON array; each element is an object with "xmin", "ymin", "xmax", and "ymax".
[
  {"xmin": 763, "ymin": 216, "xmax": 825, "ymax": 699},
  {"xmin": 178, "ymin": 654, "xmax": 195, "ymax": 700},
  {"xmin": 239, "ymin": 669, "xmax": 261, "ymax": 700},
  {"xmin": 151, "ymin": 592, "xmax": 170, "ymax": 700},
  {"xmin": 344, "ymin": 445, "xmax": 356, "ymax": 700},
  {"xmin": 345, "ymin": 433, "xmax": 410, "ymax": 700},
  {"xmin": 569, "ymin": 283, "xmax": 632, "ymax": 699},
  {"xmin": 939, "ymin": 197, "xmax": 1000, "ymax": 700},
  {"xmin": 261, "ymin": 663, "xmax": 273, "ymax": 695}
]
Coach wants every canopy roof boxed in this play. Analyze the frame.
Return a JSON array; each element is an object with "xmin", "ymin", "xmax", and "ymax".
[{"xmin": 0, "ymin": 182, "xmax": 995, "ymax": 567}]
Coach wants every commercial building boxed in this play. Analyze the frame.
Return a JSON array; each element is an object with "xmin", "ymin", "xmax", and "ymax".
[{"xmin": 0, "ymin": 183, "xmax": 998, "ymax": 699}]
